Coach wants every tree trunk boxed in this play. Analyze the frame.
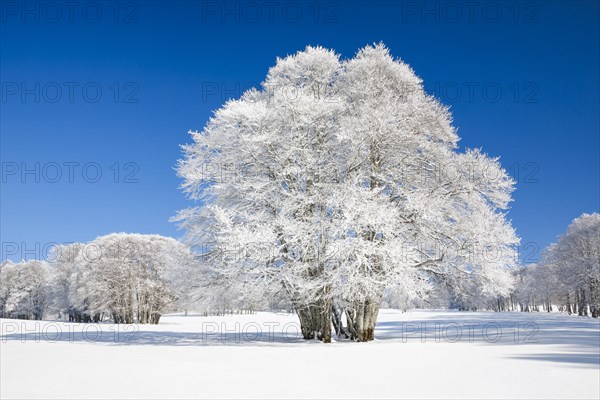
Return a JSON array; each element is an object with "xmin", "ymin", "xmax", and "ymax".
[
  {"xmin": 578, "ymin": 287, "xmax": 588, "ymax": 316},
  {"xmin": 296, "ymin": 297, "xmax": 332, "ymax": 343},
  {"xmin": 345, "ymin": 296, "xmax": 382, "ymax": 341},
  {"xmin": 332, "ymin": 303, "xmax": 349, "ymax": 339},
  {"xmin": 150, "ymin": 312, "xmax": 161, "ymax": 324},
  {"xmin": 589, "ymin": 283, "xmax": 598, "ymax": 318}
]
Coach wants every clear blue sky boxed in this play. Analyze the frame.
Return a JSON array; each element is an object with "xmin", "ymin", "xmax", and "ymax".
[{"xmin": 1, "ymin": 1, "xmax": 598, "ymax": 263}]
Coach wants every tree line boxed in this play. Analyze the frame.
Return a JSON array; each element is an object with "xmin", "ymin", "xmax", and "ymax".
[
  {"xmin": 0, "ymin": 234, "xmax": 197, "ymax": 324},
  {"xmin": 0, "ymin": 213, "xmax": 596, "ymax": 328},
  {"xmin": 507, "ymin": 213, "xmax": 599, "ymax": 317}
]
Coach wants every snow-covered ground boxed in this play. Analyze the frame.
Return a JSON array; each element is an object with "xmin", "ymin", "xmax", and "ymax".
[{"xmin": 1, "ymin": 310, "xmax": 598, "ymax": 399}]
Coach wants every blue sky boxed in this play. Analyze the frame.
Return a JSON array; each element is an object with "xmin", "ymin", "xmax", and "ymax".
[{"xmin": 1, "ymin": 0, "xmax": 598, "ymax": 263}]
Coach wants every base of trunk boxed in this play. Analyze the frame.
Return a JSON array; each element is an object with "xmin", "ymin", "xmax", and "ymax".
[
  {"xmin": 345, "ymin": 297, "xmax": 381, "ymax": 342},
  {"xmin": 296, "ymin": 299, "xmax": 332, "ymax": 343}
]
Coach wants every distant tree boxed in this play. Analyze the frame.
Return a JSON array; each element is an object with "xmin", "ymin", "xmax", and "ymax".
[
  {"xmin": 0, "ymin": 260, "xmax": 17, "ymax": 318},
  {"xmin": 0, "ymin": 260, "xmax": 49, "ymax": 320},
  {"xmin": 512, "ymin": 213, "xmax": 599, "ymax": 317},
  {"xmin": 47, "ymin": 243, "xmax": 86, "ymax": 321},
  {"xmin": 545, "ymin": 213, "xmax": 599, "ymax": 316},
  {"xmin": 42, "ymin": 234, "xmax": 196, "ymax": 324},
  {"xmin": 75, "ymin": 233, "xmax": 195, "ymax": 324}
]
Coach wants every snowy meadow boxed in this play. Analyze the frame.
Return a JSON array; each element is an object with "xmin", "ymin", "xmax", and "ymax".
[{"xmin": 1, "ymin": 310, "xmax": 599, "ymax": 399}]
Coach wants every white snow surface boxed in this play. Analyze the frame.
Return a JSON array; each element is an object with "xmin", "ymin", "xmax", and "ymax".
[{"xmin": 1, "ymin": 309, "xmax": 599, "ymax": 399}]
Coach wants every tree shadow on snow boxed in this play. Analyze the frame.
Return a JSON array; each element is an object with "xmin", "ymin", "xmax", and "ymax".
[
  {"xmin": 1, "ymin": 311, "xmax": 598, "ymax": 368},
  {"xmin": 0, "ymin": 319, "xmax": 306, "ymax": 348}
]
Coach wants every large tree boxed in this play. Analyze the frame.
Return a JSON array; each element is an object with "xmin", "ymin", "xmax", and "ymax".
[{"xmin": 175, "ymin": 44, "xmax": 518, "ymax": 342}]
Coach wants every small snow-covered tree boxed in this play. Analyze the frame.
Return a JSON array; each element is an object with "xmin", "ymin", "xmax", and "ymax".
[
  {"xmin": 0, "ymin": 260, "xmax": 50, "ymax": 320},
  {"xmin": 536, "ymin": 213, "xmax": 600, "ymax": 316},
  {"xmin": 74, "ymin": 233, "xmax": 196, "ymax": 323},
  {"xmin": 512, "ymin": 213, "xmax": 600, "ymax": 317},
  {"xmin": 47, "ymin": 243, "xmax": 86, "ymax": 320},
  {"xmin": 2, "ymin": 236, "xmax": 199, "ymax": 323},
  {"xmin": 175, "ymin": 44, "xmax": 519, "ymax": 342},
  {"xmin": 0, "ymin": 260, "xmax": 17, "ymax": 318}
]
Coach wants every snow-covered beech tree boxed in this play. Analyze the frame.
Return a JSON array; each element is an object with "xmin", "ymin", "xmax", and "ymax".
[
  {"xmin": 75, "ymin": 233, "xmax": 196, "ymax": 324},
  {"xmin": 0, "ymin": 260, "xmax": 50, "ymax": 320},
  {"xmin": 0, "ymin": 260, "xmax": 17, "ymax": 318},
  {"xmin": 552, "ymin": 213, "xmax": 600, "ymax": 317},
  {"xmin": 515, "ymin": 213, "xmax": 599, "ymax": 316},
  {"xmin": 161, "ymin": 250, "xmax": 266, "ymax": 316},
  {"xmin": 509, "ymin": 213, "xmax": 600, "ymax": 317},
  {"xmin": 1, "ymin": 235, "xmax": 196, "ymax": 323},
  {"xmin": 511, "ymin": 261, "xmax": 560, "ymax": 313},
  {"xmin": 47, "ymin": 243, "xmax": 87, "ymax": 321},
  {"xmin": 175, "ymin": 46, "xmax": 347, "ymax": 341},
  {"xmin": 175, "ymin": 44, "xmax": 519, "ymax": 342}
]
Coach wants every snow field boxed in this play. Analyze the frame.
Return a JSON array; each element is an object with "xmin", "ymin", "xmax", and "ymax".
[{"xmin": 1, "ymin": 309, "xmax": 598, "ymax": 399}]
